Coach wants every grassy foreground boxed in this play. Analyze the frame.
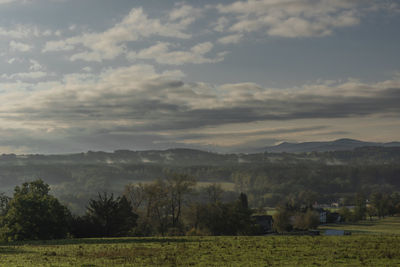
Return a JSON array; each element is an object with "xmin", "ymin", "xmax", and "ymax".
[
  {"xmin": 0, "ymin": 217, "xmax": 399, "ymax": 266},
  {"xmin": 0, "ymin": 235, "xmax": 399, "ymax": 266}
]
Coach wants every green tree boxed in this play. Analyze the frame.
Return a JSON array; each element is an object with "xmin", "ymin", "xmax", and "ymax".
[
  {"xmin": 366, "ymin": 205, "xmax": 377, "ymax": 221},
  {"xmin": 272, "ymin": 206, "xmax": 292, "ymax": 233},
  {"xmin": 354, "ymin": 192, "xmax": 367, "ymax": 221},
  {"xmin": 85, "ymin": 193, "xmax": 138, "ymax": 237},
  {"xmin": 370, "ymin": 192, "xmax": 390, "ymax": 218},
  {"xmin": 338, "ymin": 206, "xmax": 355, "ymax": 222},
  {"xmin": 0, "ymin": 193, "xmax": 10, "ymax": 216},
  {"xmin": 187, "ymin": 193, "xmax": 253, "ymax": 236},
  {"xmin": 0, "ymin": 180, "xmax": 71, "ymax": 241}
]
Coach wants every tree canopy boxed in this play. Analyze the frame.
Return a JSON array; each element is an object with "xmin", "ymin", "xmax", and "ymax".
[{"xmin": 0, "ymin": 180, "xmax": 71, "ymax": 241}]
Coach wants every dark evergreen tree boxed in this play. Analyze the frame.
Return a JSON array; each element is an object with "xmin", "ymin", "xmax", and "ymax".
[{"xmin": 71, "ymin": 193, "xmax": 138, "ymax": 237}]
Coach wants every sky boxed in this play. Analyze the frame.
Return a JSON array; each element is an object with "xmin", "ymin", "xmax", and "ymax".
[{"xmin": 0, "ymin": 0, "xmax": 399, "ymax": 154}]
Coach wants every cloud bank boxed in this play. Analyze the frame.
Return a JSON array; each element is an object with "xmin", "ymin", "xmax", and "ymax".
[{"xmin": 0, "ymin": 63, "xmax": 399, "ymax": 153}]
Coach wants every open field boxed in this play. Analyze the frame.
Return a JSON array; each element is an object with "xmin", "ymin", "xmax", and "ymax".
[
  {"xmin": 0, "ymin": 235, "xmax": 399, "ymax": 266},
  {"xmin": 0, "ymin": 217, "xmax": 399, "ymax": 266},
  {"xmin": 319, "ymin": 216, "xmax": 400, "ymax": 235}
]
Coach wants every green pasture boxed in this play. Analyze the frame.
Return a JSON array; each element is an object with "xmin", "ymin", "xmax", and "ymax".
[
  {"xmin": 0, "ymin": 217, "xmax": 399, "ymax": 266},
  {"xmin": 0, "ymin": 236, "xmax": 399, "ymax": 266},
  {"xmin": 319, "ymin": 216, "xmax": 400, "ymax": 235}
]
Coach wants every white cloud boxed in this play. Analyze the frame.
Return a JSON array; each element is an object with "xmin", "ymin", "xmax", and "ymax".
[
  {"xmin": 29, "ymin": 59, "xmax": 44, "ymax": 71},
  {"xmin": 216, "ymin": 0, "xmax": 367, "ymax": 38},
  {"xmin": 218, "ymin": 33, "xmax": 243, "ymax": 44},
  {"xmin": 169, "ymin": 3, "xmax": 202, "ymax": 27},
  {"xmin": 7, "ymin": 57, "xmax": 19, "ymax": 64},
  {"xmin": 128, "ymin": 42, "xmax": 225, "ymax": 65},
  {"xmin": 1, "ymin": 71, "xmax": 47, "ymax": 80},
  {"xmin": 213, "ymin": 17, "xmax": 230, "ymax": 32},
  {"xmin": 82, "ymin": 66, "xmax": 92, "ymax": 72},
  {"xmin": 0, "ymin": 0, "xmax": 16, "ymax": 4},
  {"xmin": 42, "ymin": 40, "xmax": 74, "ymax": 52},
  {"xmin": 43, "ymin": 8, "xmax": 193, "ymax": 62},
  {"xmin": 9, "ymin": 40, "xmax": 32, "ymax": 52},
  {"xmin": 0, "ymin": 24, "xmax": 53, "ymax": 39},
  {"xmin": 0, "ymin": 25, "xmax": 34, "ymax": 39}
]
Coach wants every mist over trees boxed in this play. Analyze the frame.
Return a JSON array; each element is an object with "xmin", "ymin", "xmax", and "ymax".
[
  {"xmin": 0, "ymin": 177, "xmax": 256, "ymax": 241},
  {"xmin": 0, "ymin": 175, "xmax": 399, "ymax": 241},
  {"xmin": 1, "ymin": 147, "xmax": 400, "ymax": 215},
  {"xmin": 0, "ymin": 147, "xmax": 399, "ymax": 240}
]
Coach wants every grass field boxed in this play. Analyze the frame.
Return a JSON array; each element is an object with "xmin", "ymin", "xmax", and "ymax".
[
  {"xmin": 0, "ymin": 217, "xmax": 399, "ymax": 266},
  {"xmin": 319, "ymin": 216, "xmax": 400, "ymax": 235}
]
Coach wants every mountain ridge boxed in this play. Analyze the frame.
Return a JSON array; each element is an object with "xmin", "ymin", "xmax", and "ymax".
[{"xmin": 265, "ymin": 138, "xmax": 400, "ymax": 153}]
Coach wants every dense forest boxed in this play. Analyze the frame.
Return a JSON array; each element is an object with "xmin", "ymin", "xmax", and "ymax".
[{"xmin": 0, "ymin": 146, "xmax": 399, "ymax": 214}]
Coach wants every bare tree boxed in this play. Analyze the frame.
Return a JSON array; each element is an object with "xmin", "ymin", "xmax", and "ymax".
[
  {"xmin": 143, "ymin": 180, "xmax": 169, "ymax": 235},
  {"xmin": 166, "ymin": 173, "xmax": 196, "ymax": 228},
  {"xmin": 205, "ymin": 183, "xmax": 224, "ymax": 204},
  {"xmin": 123, "ymin": 183, "xmax": 145, "ymax": 212}
]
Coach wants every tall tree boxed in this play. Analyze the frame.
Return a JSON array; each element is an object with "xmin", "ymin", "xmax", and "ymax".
[
  {"xmin": 143, "ymin": 180, "xmax": 169, "ymax": 235},
  {"xmin": 1, "ymin": 180, "xmax": 71, "ymax": 241},
  {"xmin": 354, "ymin": 192, "xmax": 367, "ymax": 221},
  {"xmin": 166, "ymin": 173, "xmax": 196, "ymax": 228}
]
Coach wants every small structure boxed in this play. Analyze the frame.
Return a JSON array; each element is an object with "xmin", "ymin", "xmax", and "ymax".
[
  {"xmin": 315, "ymin": 208, "xmax": 327, "ymax": 224},
  {"xmin": 252, "ymin": 215, "xmax": 273, "ymax": 234}
]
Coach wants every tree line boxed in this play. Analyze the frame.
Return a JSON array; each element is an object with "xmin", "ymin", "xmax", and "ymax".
[
  {"xmin": 0, "ymin": 175, "xmax": 256, "ymax": 241},
  {"xmin": 2, "ymin": 175, "xmax": 399, "ymax": 241},
  {"xmin": 1, "ymin": 147, "xmax": 400, "ymax": 215}
]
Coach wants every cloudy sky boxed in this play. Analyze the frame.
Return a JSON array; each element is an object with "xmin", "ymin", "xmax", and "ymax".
[{"xmin": 0, "ymin": 0, "xmax": 399, "ymax": 154}]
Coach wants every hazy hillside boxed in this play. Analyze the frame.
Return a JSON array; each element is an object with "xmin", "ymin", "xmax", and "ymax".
[
  {"xmin": 1, "ymin": 145, "xmax": 400, "ymax": 214},
  {"xmin": 264, "ymin": 138, "xmax": 400, "ymax": 153}
]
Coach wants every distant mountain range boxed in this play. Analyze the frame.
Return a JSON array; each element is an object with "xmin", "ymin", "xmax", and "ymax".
[{"xmin": 264, "ymin": 138, "xmax": 400, "ymax": 153}]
